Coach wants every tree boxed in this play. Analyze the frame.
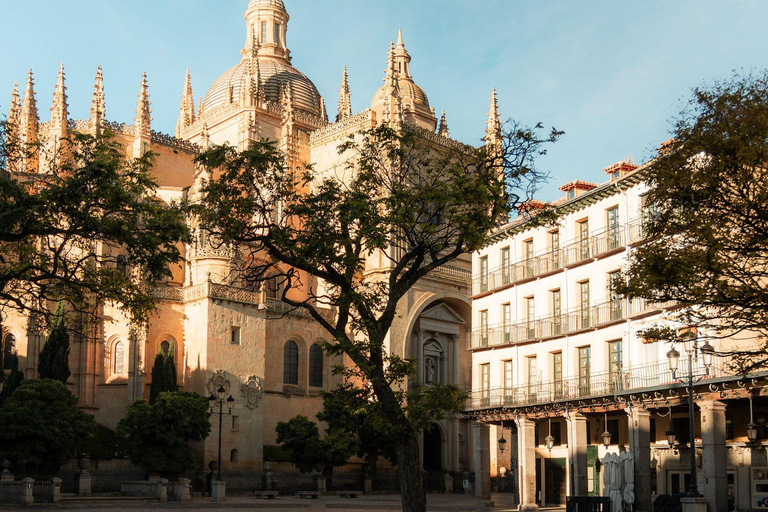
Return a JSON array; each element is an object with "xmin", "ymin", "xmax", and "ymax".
[
  {"xmin": 0, "ymin": 124, "xmax": 190, "ymax": 324},
  {"xmin": 197, "ymin": 122, "xmax": 559, "ymax": 511},
  {"xmin": 148, "ymin": 350, "xmax": 177, "ymax": 405},
  {"xmin": 275, "ymin": 415, "xmax": 358, "ymax": 478},
  {"xmin": 0, "ymin": 378, "xmax": 95, "ymax": 467},
  {"xmin": 619, "ymin": 71, "xmax": 768, "ymax": 372},
  {"xmin": 37, "ymin": 302, "xmax": 71, "ymax": 383},
  {"xmin": 318, "ymin": 381, "xmax": 398, "ymax": 472},
  {"xmin": 117, "ymin": 391, "xmax": 210, "ymax": 477},
  {"xmin": 0, "ymin": 352, "xmax": 24, "ymax": 405}
]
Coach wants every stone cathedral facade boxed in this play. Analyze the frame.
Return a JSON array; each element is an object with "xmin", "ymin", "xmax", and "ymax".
[{"xmin": 3, "ymin": 0, "xmax": 497, "ymax": 473}]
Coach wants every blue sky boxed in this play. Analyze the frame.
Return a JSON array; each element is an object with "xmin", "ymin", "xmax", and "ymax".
[{"xmin": 2, "ymin": 0, "xmax": 767, "ymax": 200}]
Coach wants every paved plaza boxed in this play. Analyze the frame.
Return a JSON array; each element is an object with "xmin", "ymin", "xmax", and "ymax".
[{"xmin": 0, "ymin": 493, "xmax": 566, "ymax": 512}]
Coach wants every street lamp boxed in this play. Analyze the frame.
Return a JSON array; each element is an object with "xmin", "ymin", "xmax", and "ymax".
[
  {"xmin": 545, "ymin": 418, "xmax": 555, "ymax": 453},
  {"xmin": 748, "ymin": 392, "xmax": 759, "ymax": 446},
  {"xmin": 498, "ymin": 421, "xmax": 508, "ymax": 453},
  {"xmin": 602, "ymin": 411, "xmax": 612, "ymax": 448},
  {"xmin": 665, "ymin": 336, "xmax": 715, "ymax": 497},
  {"xmin": 208, "ymin": 385, "xmax": 235, "ymax": 482},
  {"xmin": 665, "ymin": 428, "xmax": 677, "ymax": 446}
]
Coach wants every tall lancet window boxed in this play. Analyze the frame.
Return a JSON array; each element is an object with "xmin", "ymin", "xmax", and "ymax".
[
  {"xmin": 261, "ymin": 21, "xmax": 267, "ymax": 44},
  {"xmin": 113, "ymin": 341, "xmax": 125, "ymax": 374},
  {"xmin": 274, "ymin": 23, "xmax": 281, "ymax": 44}
]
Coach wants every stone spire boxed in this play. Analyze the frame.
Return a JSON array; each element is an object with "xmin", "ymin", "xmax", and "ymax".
[
  {"xmin": 393, "ymin": 29, "xmax": 412, "ymax": 78},
  {"xmin": 243, "ymin": 32, "xmax": 261, "ymax": 108},
  {"xmin": 337, "ymin": 66, "xmax": 351, "ymax": 122},
  {"xmin": 319, "ymin": 97, "xmax": 328, "ymax": 124},
  {"xmin": 7, "ymin": 82, "xmax": 22, "ymax": 173},
  {"xmin": 133, "ymin": 72, "xmax": 152, "ymax": 157},
  {"xmin": 89, "ymin": 65, "xmax": 106, "ymax": 135},
  {"xmin": 280, "ymin": 83, "xmax": 296, "ymax": 165},
  {"xmin": 8, "ymin": 82, "xmax": 21, "ymax": 131},
  {"xmin": 50, "ymin": 63, "xmax": 69, "ymax": 139},
  {"xmin": 199, "ymin": 122, "xmax": 211, "ymax": 150},
  {"xmin": 20, "ymin": 69, "xmax": 39, "ymax": 173},
  {"xmin": 485, "ymin": 88, "xmax": 501, "ymax": 144},
  {"xmin": 438, "ymin": 109, "xmax": 449, "ymax": 137},
  {"xmin": 176, "ymin": 69, "xmax": 195, "ymax": 137}
]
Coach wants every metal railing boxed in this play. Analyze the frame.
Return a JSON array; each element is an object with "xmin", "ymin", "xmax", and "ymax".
[
  {"xmin": 472, "ymin": 221, "xmax": 647, "ymax": 295},
  {"xmin": 469, "ymin": 298, "xmax": 677, "ymax": 350},
  {"xmin": 466, "ymin": 356, "xmax": 730, "ymax": 411}
]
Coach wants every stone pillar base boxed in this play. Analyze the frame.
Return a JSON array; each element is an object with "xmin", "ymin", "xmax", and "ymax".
[
  {"xmin": 364, "ymin": 475, "xmax": 373, "ymax": 494},
  {"xmin": 443, "ymin": 472, "xmax": 453, "ymax": 493},
  {"xmin": 518, "ymin": 504, "xmax": 539, "ymax": 511},
  {"xmin": 76, "ymin": 471, "xmax": 92, "ymax": 497},
  {"xmin": 681, "ymin": 496, "xmax": 707, "ymax": 512},
  {"xmin": 211, "ymin": 480, "xmax": 226, "ymax": 502}
]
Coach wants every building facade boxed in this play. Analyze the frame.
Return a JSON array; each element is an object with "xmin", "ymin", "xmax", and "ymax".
[
  {"xmin": 2, "ymin": 0, "xmax": 485, "ymax": 476},
  {"xmin": 466, "ymin": 161, "xmax": 768, "ymax": 511}
]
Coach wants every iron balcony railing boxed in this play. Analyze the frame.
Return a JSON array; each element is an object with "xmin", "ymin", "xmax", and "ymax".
[
  {"xmin": 466, "ymin": 357, "xmax": 729, "ymax": 411},
  {"xmin": 473, "ymin": 220, "xmax": 649, "ymax": 296},
  {"xmin": 469, "ymin": 297, "xmax": 677, "ymax": 350}
]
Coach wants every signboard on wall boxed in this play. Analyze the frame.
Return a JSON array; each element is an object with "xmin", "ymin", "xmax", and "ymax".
[{"xmin": 752, "ymin": 467, "xmax": 768, "ymax": 508}]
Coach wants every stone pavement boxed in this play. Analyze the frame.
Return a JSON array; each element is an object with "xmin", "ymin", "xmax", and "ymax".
[{"xmin": 0, "ymin": 493, "xmax": 565, "ymax": 511}]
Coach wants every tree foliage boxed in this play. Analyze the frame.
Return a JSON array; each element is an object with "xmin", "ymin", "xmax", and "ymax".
[
  {"xmin": 38, "ymin": 302, "xmax": 71, "ymax": 383},
  {"xmin": 0, "ymin": 124, "xmax": 190, "ymax": 323},
  {"xmin": 0, "ymin": 378, "xmax": 95, "ymax": 467},
  {"xmin": 116, "ymin": 391, "xmax": 210, "ymax": 476},
  {"xmin": 0, "ymin": 352, "xmax": 24, "ymax": 406},
  {"xmin": 275, "ymin": 415, "xmax": 358, "ymax": 475},
  {"xmin": 148, "ymin": 349, "xmax": 177, "ymax": 405},
  {"xmin": 196, "ymin": 122, "xmax": 558, "ymax": 511},
  {"xmin": 618, "ymin": 71, "xmax": 768, "ymax": 372}
]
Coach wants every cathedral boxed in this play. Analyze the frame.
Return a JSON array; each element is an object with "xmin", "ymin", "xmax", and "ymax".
[{"xmin": 3, "ymin": 0, "xmax": 496, "ymax": 473}]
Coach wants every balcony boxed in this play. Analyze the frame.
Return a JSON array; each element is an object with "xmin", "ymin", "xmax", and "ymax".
[
  {"xmin": 473, "ymin": 220, "xmax": 648, "ymax": 296},
  {"xmin": 466, "ymin": 356, "xmax": 731, "ymax": 411},
  {"xmin": 470, "ymin": 299, "xmax": 645, "ymax": 350}
]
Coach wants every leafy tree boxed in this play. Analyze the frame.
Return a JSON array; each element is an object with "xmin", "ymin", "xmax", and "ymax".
[
  {"xmin": 0, "ymin": 123, "xmax": 190, "ymax": 324},
  {"xmin": 38, "ymin": 302, "xmax": 71, "ymax": 383},
  {"xmin": 318, "ymin": 382, "xmax": 398, "ymax": 472},
  {"xmin": 117, "ymin": 391, "xmax": 210, "ymax": 477},
  {"xmin": 0, "ymin": 352, "xmax": 24, "ymax": 405},
  {"xmin": 275, "ymin": 415, "xmax": 358, "ymax": 478},
  {"xmin": 148, "ymin": 350, "xmax": 177, "ymax": 405},
  {"xmin": 81, "ymin": 424, "xmax": 125, "ymax": 460},
  {"xmin": 197, "ymin": 122, "xmax": 558, "ymax": 511},
  {"xmin": 618, "ymin": 71, "xmax": 768, "ymax": 372},
  {"xmin": 0, "ymin": 378, "xmax": 95, "ymax": 467}
]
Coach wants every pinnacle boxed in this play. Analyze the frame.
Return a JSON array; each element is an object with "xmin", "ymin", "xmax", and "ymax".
[{"xmin": 90, "ymin": 64, "xmax": 106, "ymax": 134}]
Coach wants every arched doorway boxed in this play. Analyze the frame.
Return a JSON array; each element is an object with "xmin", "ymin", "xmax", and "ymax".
[{"xmin": 423, "ymin": 423, "xmax": 442, "ymax": 471}]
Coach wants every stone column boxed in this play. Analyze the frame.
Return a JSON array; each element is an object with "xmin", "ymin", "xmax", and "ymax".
[
  {"xmin": 699, "ymin": 400, "xmax": 727, "ymax": 512},
  {"xmin": 452, "ymin": 417, "xmax": 460, "ymax": 471},
  {"xmin": 567, "ymin": 414, "xmax": 589, "ymax": 496},
  {"xmin": 517, "ymin": 417, "xmax": 539, "ymax": 511},
  {"xmin": 451, "ymin": 334, "xmax": 460, "ymax": 385},
  {"xmin": 472, "ymin": 421, "xmax": 491, "ymax": 499},
  {"xmin": 418, "ymin": 330, "xmax": 425, "ymax": 386},
  {"xmin": 628, "ymin": 408, "xmax": 653, "ymax": 512}
]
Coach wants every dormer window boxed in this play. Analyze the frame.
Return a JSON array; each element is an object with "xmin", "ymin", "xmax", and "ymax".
[{"xmin": 567, "ymin": 189, "xmax": 575, "ymax": 200}]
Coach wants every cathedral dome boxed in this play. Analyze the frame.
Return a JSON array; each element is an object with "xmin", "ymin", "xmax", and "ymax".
[
  {"xmin": 371, "ymin": 79, "xmax": 431, "ymax": 116},
  {"xmin": 202, "ymin": 56, "xmax": 323, "ymax": 117},
  {"xmin": 247, "ymin": 0, "xmax": 285, "ymax": 9}
]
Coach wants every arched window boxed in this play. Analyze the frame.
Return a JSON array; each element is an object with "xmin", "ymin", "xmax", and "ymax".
[
  {"xmin": 283, "ymin": 340, "xmax": 299, "ymax": 385},
  {"xmin": 160, "ymin": 340, "xmax": 171, "ymax": 356},
  {"xmin": 309, "ymin": 343, "xmax": 323, "ymax": 387},
  {"xmin": 116, "ymin": 254, "xmax": 128, "ymax": 277},
  {"xmin": 2, "ymin": 334, "xmax": 16, "ymax": 370},
  {"xmin": 113, "ymin": 340, "xmax": 125, "ymax": 374}
]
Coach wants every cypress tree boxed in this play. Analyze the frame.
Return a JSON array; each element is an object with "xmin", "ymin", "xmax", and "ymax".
[
  {"xmin": 164, "ymin": 353, "xmax": 178, "ymax": 394},
  {"xmin": 0, "ymin": 353, "xmax": 24, "ymax": 404},
  {"xmin": 38, "ymin": 303, "xmax": 71, "ymax": 383},
  {"xmin": 148, "ymin": 353, "xmax": 165, "ymax": 405}
]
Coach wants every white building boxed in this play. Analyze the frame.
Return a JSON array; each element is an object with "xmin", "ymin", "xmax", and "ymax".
[{"xmin": 466, "ymin": 159, "xmax": 767, "ymax": 512}]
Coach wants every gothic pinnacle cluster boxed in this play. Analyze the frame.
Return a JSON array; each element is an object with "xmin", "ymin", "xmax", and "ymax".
[
  {"xmin": 176, "ymin": 69, "xmax": 195, "ymax": 138},
  {"xmin": 5, "ymin": 66, "xmax": 160, "ymax": 171},
  {"xmin": 337, "ymin": 66, "xmax": 351, "ymax": 122}
]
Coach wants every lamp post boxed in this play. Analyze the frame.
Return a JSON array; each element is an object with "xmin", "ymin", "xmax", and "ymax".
[
  {"xmin": 748, "ymin": 392, "xmax": 759, "ymax": 446},
  {"xmin": 602, "ymin": 411, "xmax": 612, "ymax": 448},
  {"xmin": 666, "ymin": 337, "xmax": 715, "ymax": 497},
  {"xmin": 208, "ymin": 385, "xmax": 235, "ymax": 482}
]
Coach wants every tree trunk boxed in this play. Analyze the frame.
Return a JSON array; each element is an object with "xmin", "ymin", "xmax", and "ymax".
[{"xmin": 396, "ymin": 435, "xmax": 426, "ymax": 512}]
